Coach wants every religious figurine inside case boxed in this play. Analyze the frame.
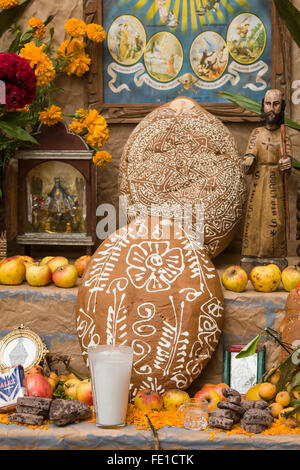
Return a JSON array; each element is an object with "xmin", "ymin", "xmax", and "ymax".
[{"xmin": 7, "ymin": 123, "xmax": 97, "ymax": 255}]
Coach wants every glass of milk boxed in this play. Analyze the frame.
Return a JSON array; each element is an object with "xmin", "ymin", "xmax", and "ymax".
[{"xmin": 88, "ymin": 344, "xmax": 134, "ymax": 428}]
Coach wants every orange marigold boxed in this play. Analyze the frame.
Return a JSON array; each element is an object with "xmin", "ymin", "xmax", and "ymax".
[
  {"xmin": 92, "ymin": 151, "xmax": 112, "ymax": 167},
  {"xmin": 0, "ymin": 0, "xmax": 18, "ymax": 9},
  {"xmin": 28, "ymin": 17, "xmax": 47, "ymax": 39},
  {"xmin": 56, "ymin": 39, "xmax": 91, "ymax": 77},
  {"xmin": 38, "ymin": 104, "xmax": 63, "ymax": 126},
  {"xmin": 19, "ymin": 42, "xmax": 55, "ymax": 86},
  {"xmin": 65, "ymin": 18, "xmax": 87, "ymax": 38},
  {"xmin": 86, "ymin": 23, "xmax": 106, "ymax": 43}
]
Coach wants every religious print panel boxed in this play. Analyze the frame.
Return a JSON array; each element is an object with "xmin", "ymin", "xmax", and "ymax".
[{"xmin": 102, "ymin": 0, "xmax": 272, "ymax": 105}]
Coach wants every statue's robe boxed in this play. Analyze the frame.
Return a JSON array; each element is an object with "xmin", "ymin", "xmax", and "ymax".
[{"xmin": 241, "ymin": 126, "xmax": 292, "ymax": 259}]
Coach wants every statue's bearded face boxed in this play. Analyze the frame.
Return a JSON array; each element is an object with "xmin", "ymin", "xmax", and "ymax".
[{"xmin": 263, "ymin": 90, "xmax": 283, "ymax": 125}]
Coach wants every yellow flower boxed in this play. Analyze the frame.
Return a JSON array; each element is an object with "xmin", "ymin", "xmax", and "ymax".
[
  {"xmin": 83, "ymin": 109, "xmax": 109, "ymax": 148},
  {"xmin": 65, "ymin": 18, "xmax": 87, "ymax": 38},
  {"xmin": 86, "ymin": 23, "xmax": 106, "ymax": 43},
  {"xmin": 92, "ymin": 151, "xmax": 112, "ymax": 167},
  {"xmin": 38, "ymin": 105, "xmax": 63, "ymax": 126},
  {"xmin": 28, "ymin": 17, "xmax": 47, "ymax": 39},
  {"xmin": 69, "ymin": 119, "xmax": 86, "ymax": 135},
  {"xmin": 0, "ymin": 0, "xmax": 18, "ymax": 9},
  {"xmin": 56, "ymin": 39, "xmax": 91, "ymax": 77},
  {"xmin": 15, "ymin": 105, "xmax": 29, "ymax": 112},
  {"xmin": 19, "ymin": 42, "xmax": 55, "ymax": 86}
]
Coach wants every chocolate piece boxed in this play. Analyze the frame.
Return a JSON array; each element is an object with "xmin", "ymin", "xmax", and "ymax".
[
  {"xmin": 222, "ymin": 388, "xmax": 241, "ymax": 398},
  {"xmin": 217, "ymin": 401, "xmax": 244, "ymax": 415},
  {"xmin": 8, "ymin": 413, "xmax": 44, "ymax": 426},
  {"xmin": 208, "ymin": 408, "xmax": 233, "ymax": 420},
  {"xmin": 49, "ymin": 399, "xmax": 92, "ymax": 426},
  {"xmin": 241, "ymin": 400, "xmax": 256, "ymax": 411},
  {"xmin": 16, "ymin": 404, "xmax": 49, "ymax": 417},
  {"xmin": 207, "ymin": 415, "xmax": 234, "ymax": 430},
  {"xmin": 17, "ymin": 396, "xmax": 52, "ymax": 411},
  {"xmin": 254, "ymin": 400, "xmax": 269, "ymax": 410},
  {"xmin": 227, "ymin": 395, "xmax": 241, "ymax": 405},
  {"xmin": 240, "ymin": 421, "xmax": 267, "ymax": 434},
  {"xmin": 242, "ymin": 409, "xmax": 273, "ymax": 426}
]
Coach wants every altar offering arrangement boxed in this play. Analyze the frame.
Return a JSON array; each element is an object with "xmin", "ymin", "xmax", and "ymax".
[
  {"xmin": 119, "ymin": 96, "xmax": 246, "ymax": 258},
  {"xmin": 76, "ymin": 216, "xmax": 224, "ymax": 396},
  {"xmin": 88, "ymin": 344, "xmax": 133, "ymax": 428}
]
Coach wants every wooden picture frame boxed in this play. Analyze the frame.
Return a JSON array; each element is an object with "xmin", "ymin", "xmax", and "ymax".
[
  {"xmin": 223, "ymin": 344, "xmax": 265, "ymax": 395},
  {"xmin": 84, "ymin": 0, "xmax": 291, "ymax": 123}
]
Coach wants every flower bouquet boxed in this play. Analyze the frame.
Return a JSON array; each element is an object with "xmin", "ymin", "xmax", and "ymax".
[{"xmin": 0, "ymin": 0, "xmax": 111, "ymax": 197}]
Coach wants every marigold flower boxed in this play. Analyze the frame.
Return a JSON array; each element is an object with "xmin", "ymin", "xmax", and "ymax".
[
  {"xmin": 28, "ymin": 17, "xmax": 47, "ymax": 39},
  {"xmin": 65, "ymin": 18, "xmax": 87, "ymax": 38},
  {"xmin": 83, "ymin": 109, "xmax": 109, "ymax": 148},
  {"xmin": 19, "ymin": 42, "xmax": 55, "ymax": 86},
  {"xmin": 69, "ymin": 119, "xmax": 86, "ymax": 135},
  {"xmin": 56, "ymin": 39, "xmax": 91, "ymax": 77},
  {"xmin": 92, "ymin": 151, "xmax": 112, "ymax": 167},
  {"xmin": 0, "ymin": 0, "xmax": 18, "ymax": 9},
  {"xmin": 38, "ymin": 104, "xmax": 63, "ymax": 126},
  {"xmin": 86, "ymin": 23, "xmax": 106, "ymax": 43}
]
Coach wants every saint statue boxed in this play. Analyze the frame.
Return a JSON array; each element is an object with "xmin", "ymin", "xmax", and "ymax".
[{"xmin": 240, "ymin": 89, "xmax": 292, "ymax": 272}]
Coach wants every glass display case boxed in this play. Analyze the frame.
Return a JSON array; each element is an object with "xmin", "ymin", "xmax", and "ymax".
[{"xmin": 12, "ymin": 123, "xmax": 97, "ymax": 255}]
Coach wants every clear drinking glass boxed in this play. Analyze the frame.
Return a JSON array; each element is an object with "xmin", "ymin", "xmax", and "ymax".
[
  {"xmin": 88, "ymin": 344, "xmax": 134, "ymax": 428},
  {"xmin": 177, "ymin": 398, "xmax": 208, "ymax": 431}
]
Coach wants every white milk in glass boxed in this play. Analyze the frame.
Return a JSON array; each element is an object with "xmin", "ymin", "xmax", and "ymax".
[{"xmin": 88, "ymin": 344, "xmax": 133, "ymax": 427}]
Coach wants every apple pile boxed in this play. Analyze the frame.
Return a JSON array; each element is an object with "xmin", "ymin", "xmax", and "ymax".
[
  {"xmin": 222, "ymin": 264, "xmax": 300, "ymax": 293},
  {"xmin": 133, "ymin": 383, "xmax": 229, "ymax": 413},
  {"xmin": 24, "ymin": 365, "xmax": 93, "ymax": 406},
  {"xmin": 0, "ymin": 254, "xmax": 91, "ymax": 288}
]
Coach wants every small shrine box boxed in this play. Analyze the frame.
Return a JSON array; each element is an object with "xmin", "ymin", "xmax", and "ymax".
[{"xmin": 7, "ymin": 122, "xmax": 97, "ymax": 255}]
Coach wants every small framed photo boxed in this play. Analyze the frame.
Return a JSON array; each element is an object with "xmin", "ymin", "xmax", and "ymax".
[
  {"xmin": 0, "ymin": 324, "xmax": 48, "ymax": 372},
  {"xmin": 223, "ymin": 344, "xmax": 265, "ymax": 395}
]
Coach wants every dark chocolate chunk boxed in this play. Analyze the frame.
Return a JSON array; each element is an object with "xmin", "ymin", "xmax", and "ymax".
[
  {"xmin": 227, "ymin": 395, "xmax": 241, "ymax": 405},
  {"xmin": 208, "ymin": 408, "xmax": 233, "ymax": 420},
  {"xmin": 217, "ymin": 401, "xmax": 245, "ymax": 415},
  {"xmin": 222, "ymin": 388, "xmax": 241, "ymax": 398},
  {"xmin": 16, "ymin": 404, "xmax": 49, "ymax": 417},
  {"xmin": 17, "ymin": 396, "xmax": 52, "ymax": 411},
  {"xmin": 254, "ymin": 400, "xmax": 269, "ymax": 410},
  {"xmin": 49, "ymin": 399, "xmax": 92, "ymax": 426},
  {"xmin": 8, "ymin": 413, "xmax": 44, "ymax": 426},
  {"xmin": 207, "ymin": 415, "xmax": 234, "ymax": 430},
  {"xmin": 240, "ymin": 421, "xmax": 268, "ymax": 434},
  {"xmin": 242, "ymin": 409, "xmax": 273, "ymax": 426},
  {"xmin": 241, "ymin": 400, "xmax": 256, "ymax": 411}
]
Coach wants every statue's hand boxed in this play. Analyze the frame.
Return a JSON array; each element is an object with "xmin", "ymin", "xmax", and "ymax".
[
  {"xmin": 279, "ymin": 157, "xmax": 291, "ymax": 172},
  {"xmin": 242, "ymin": 155, "xmax": 255, "ymax": 173}
]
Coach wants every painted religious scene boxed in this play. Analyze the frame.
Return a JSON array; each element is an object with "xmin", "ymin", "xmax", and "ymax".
[{"xmin": 103, "ymin": 0, "xmax": 272, "ymax": 104}]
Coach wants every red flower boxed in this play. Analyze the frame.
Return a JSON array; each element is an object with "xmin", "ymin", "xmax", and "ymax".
[{"xmin": 0, "ymin": 52, "xmax": 37, "ymax": 110}]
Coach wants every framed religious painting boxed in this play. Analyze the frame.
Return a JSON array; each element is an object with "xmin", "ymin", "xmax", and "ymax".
[{"xmin": 84, "ymin": 0, "xmax": 291, "ymax": 123}]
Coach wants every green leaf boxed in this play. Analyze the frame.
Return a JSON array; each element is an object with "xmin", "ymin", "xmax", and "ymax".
[
  {"xmin": 0, "ymin": 120, "xmax": 38, "ymax": 144},
  {"xmin": 217, "ymin": 91, "xmax": 300, "ymax": 131},
  {"xmin": 235, "ymin": 334, "xmax": 262, "ymax": 358},
  {"xmin": 291, "ymin": 371, "xmax": 300, "ymax": 388},
  {"xmin": 0, "ymin": 0, "xmax": 33, "ymax": 38},
  {"xmin": 273, "ymin": 0, "xmax": 300, "ymax": 48},
  {"xmin": 292, "ymin": 158, "xmax": 300, "ymax": 170}
]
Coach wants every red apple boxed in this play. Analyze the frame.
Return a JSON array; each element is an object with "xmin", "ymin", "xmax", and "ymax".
[
  {"xmin": 74, "ymin": 255, "xmax": 91, "ymax": 277},
  {"xmin": 41, "ymin": 256, "xmax": 54, "ymax": 265},
  {"xmin": 47, "ymin": 256, "xmax": 69, "ymax": 273},
  {"xmin": 76, "ymin": 378, "xmax": 93, "ymax": 406},
  {"xmin": 52, "ymin": 264, "xmax": 78, "ymax": 288},
  {"xmin": 134, "ymin": 389, "xmax": 163, "ymax": 412},
  {"xmin": 200, "ymin": 383, "xmax": 229, "ymax": 402},
  {"xmin": 221, "ymin": 265, "xmax": 248, "ymax": 293},
  {"xmin": 0, "ymin": 257, "xmax": 26, "ymax": 285},
  {"xmin": 194, "ymin": 388, "xmax": 221, "ymax": 411},
  {"xmin": 25, "ymin": 262, "xmax": 52, "ymax": 287},
  {"xmin": 20, "ymin": 255, "xmax": 35, "ymax": 267},
  {"xmin": 24, "ymin": 373, "xmax": 53, "ymax": 398}
]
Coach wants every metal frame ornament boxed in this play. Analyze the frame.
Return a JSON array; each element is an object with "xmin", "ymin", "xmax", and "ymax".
[{"xmin": 0, "ymin": 324, "xmax": 48, "ymax": 372}]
